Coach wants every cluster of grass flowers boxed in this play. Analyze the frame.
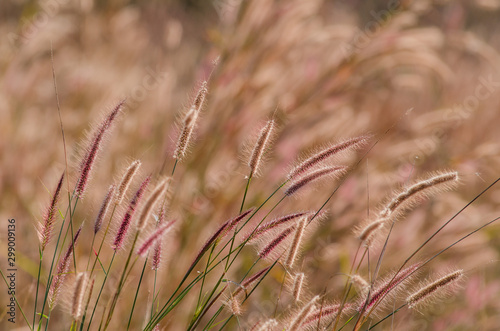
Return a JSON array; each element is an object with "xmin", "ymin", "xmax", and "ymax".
[{"xmin": 2, "ymin": 60, "xmax": 500, "ymax": 331}]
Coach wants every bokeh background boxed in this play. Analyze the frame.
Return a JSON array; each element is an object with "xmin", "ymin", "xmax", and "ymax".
[{"xmin": 1, "ymin": 0, "xmax": 500, "ymax": 330}]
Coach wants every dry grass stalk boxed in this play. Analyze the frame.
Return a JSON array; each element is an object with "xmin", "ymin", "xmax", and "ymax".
[
  {"xmin": 407, "ymin": 269, "xmax": 463, "ymax": 309},
  {"xmin": 136, "ymin": 178, "xmax": 170, "ymax": 231},
  {"xmin": 112, "ymin": 176, "xmax": 151, "ymax": 251},
  {"xmin": 72, "ymin": 272, "xmax": 87, "ymax": 320},
  {"xmin": 288, "ymin": 295, "xmax": 319, "ymax": 331},
  {"xmin": 115, "ymin": 160, "xmax": 142, "ymax": 205},
  {"xmin": 94, "ymin": 185, "xmax": 115, "ymax": 234},
  {"xmin": 173, "ymin": 81, "xmax": 208, "ymax": 161},
  {"xmin": 288, "ymin": 135, "xmax": 370, "ymax": 180},
  {"xmin": 38, "ymin": 171, "xmax": 64, "ymax": 252},
  {"xmin": 248, "ymin": 119, "xmax": 275, "ymax": 177},
  {"xmin": 379, "ymin": 171, "xmax": 459, "ymax": 219},
  {"xmin": 76, "ymin": 100, "xmax": 124, "ymax": 198},
  {"xmin": 285, "ymin": 166, "xmax": 346, "ymax": 196},
  {"xmin": 49, "ymin": 226, "xmax": 82, "ymax": 310},
  {"xmin": 285, "ymin": 218, "xmax": 307, "ymax": 268}
]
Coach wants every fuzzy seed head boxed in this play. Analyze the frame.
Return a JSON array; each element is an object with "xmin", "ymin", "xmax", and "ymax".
[
  {"xmin": 115, "ymin": 160, "xmax": 141, "ymax": 205},
  {"xmin": 49, "ymin": 226, "xmax": 82, "ymax": 310},
  {"xmin": 292, "ymin": 272, "xmax": 305, "ymax": 302},
  {"xmin": 72, "ymin": 273, "xmax": 87, "ymax": 320},
  {"xmin": 137, "ymin": 220, "xmax": 176, "ymax": 257},
  {"xmin": 288, "ymin": 135, "xmax": 370, "ymax": 180},
  {"xmin": 76, "ymin": 100, "xmax": 123, "ymax": 198},
  {"xmin": 38, "ymin": 171, "xmax": 65, "ymax": 251},
  {"xmin": 258, "ymin": 226, "xmax": 294, "ymax": 260},
  {"xmin": 380, "ymin": 171, "xmax": 459, "ymax": 220},
  {"xmin": 248, "ymin": 119, "xmax": 275, "ymax": 177},
  {"xmin": 136, "ymin": 178, "xmax": 170, "ymax": 231},
  {"xmin": 407, "ymin": 269, "xmax": 463, "ymax": 309},
  {"xmin": 173, "ymin": 81, "xmax": 208, "ymax": 161},
  {"xmin": 112, "ymin": 175, "xmax": 151, "ymax": 251},
  {"xmin": 285, "ymin": 166, "xmax": 346, "ymax": 196},
  {"xmin": 94, "ymin": 185, "xmax": 115, "ymax": 234},
  {"xmin": 288, "ymin": 295, "xmax": 319, "ymax": 331},
  {"xmin": 285, "ymin": 218, "xmax": 307, "ymax": 268}
]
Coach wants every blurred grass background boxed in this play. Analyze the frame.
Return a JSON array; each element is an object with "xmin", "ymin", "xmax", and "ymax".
[{"xmin": 1, "ymin": 0, "xmax": 500, "ymax": 329}]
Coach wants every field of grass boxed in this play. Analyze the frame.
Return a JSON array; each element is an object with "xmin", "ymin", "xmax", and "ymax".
[{"xmin": 1, "ymin": 0, "xmax": 500, "ymax": 330}]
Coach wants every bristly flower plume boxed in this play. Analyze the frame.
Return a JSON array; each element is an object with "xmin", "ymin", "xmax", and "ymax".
[
  {"xmin": 136, "ymin": 178, "xmax": 170, "ymax": 231},
  {"xmin": 49, "ymin": 225, "xmax": 82, "ymax": 310},
  {"xmin": 173, "ymin": 81, "xmax": 208, "ymax": 161},
  {"xmin": 38, "ymin": 171, "xmax": 64, "ymax": 252},
  {"xmin": 379, "ymin": 171, "xmax": 459, "ymax": 220},
  {"xmin": 115, "ymin": 160, "xmax": 141, "ymax": 206},
  {"xmin": 248, "ymin": 119, "xmax": 275, "ymax": 177},
  {"xmin": 94, "ymin": 185, "xmax": 115, "ymax": 234},
  {"xmin": 285, "ymin": 166, "xmax": 346, "ymax": 196},
  {"xmin": 288, "ymin": 135, "xmax": 370, "ymax": 180},
  {"xmin": 112, "ymin": 175, "xmax": 151, "ymax": 251},
  {"xmin": 76, "ymin": 100, "xmax": 124, "ymax": 198},
  {"xmin": 137, "ymin": 219, "xmax": 176, "ymax": 257},
  {"xmin": 407, "ymin": 269, "xmax": 464, "ymax": 309}
]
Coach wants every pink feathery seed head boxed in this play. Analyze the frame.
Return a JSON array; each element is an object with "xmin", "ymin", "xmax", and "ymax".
[
  {"xmin": 115, "ymin": 160, "xmax": 142, "ymax": 205},
  {"xmin": 289, "ymin": 295, "xmax": 319, "ymax": 331},
  {"xmin": 189, "ymin": 209, "xmax": 253, "ymax": 270},
  {"xmin": 38, "ymin": 171, "xmax": 65, "ymax": 252},
  {"xmin": 112, "ymin": 175, "xmax": 151, "ymax": 251},
  {"xmin": 152, "ymin": 239, "xmax": 162, "ymax": 270},
  {"xmin": 233, "ymin": 266, "xmax": 271, "ymax": 298},
  {"xmin": 136, "ymin": 178, "xmax": 170, "ymax": 231},
  {"xmin": 71, "ymin": 272, "xmax": 87, "ymax": 320},
  {"xmin": 244, "ymin": 211, "xmax": 313, "ymax": 243},
  {"xmin": 137, "ymin": 219, "xmax": 176, "ymax": 257},
  {"xmin": 362, "ymin": 262, "xmax": 422, "ymax": 313},
  {"xmin": 292, "ymin": 272, "xmax": 305, "ymax": 302},
  {"xmin": 302, "ymin": 303, "xmax": 346, "ymax": 327},
  {"xmin": 49, "ymin": 225, "xmax": 82, "ymax": 310},
  {"xmin": 94, "ymin": 185, "xmax": 115, "ymax": 234},
  {"xmin": 248, "ymin": 119, "xmax": 276, "ymax": 177},
  {"xmin": 285, "ymin": 165, "xmax": 347, "ymax": 196},
  {"xmin": 173, "ymin": 81, "xmax": 208, "ymax": 161},
  {"xmin": 356, "ymin": 218, "xmax": 386, "ymax": 247},
  {"xmin": 288, "ymin": 135, "xmax": 371, "ymax": 180},
  {"xmin": 285, "ymin": 217, "xmax": 307, "ymax": 268},
  {"xmin": 379, "ymin": 171, "xmax": 459, "ymax": 219},
  {"xmin": 258, "ymin": 226, "xmax": 295, "ymax": 260},
  {"xmin": 151, "ymin": 205, "xmax": 167, "ymax": 270},
  {"xmin": 76, "ymin": 100, "xmax": 124, "ymax": 198},
  {"xmin": 221, "ymin": 208, "xmax": 255, "ymax": 237},
  {"xmin": 407, "ymin": 269, "xmax": 464, "ymax": 309}
]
